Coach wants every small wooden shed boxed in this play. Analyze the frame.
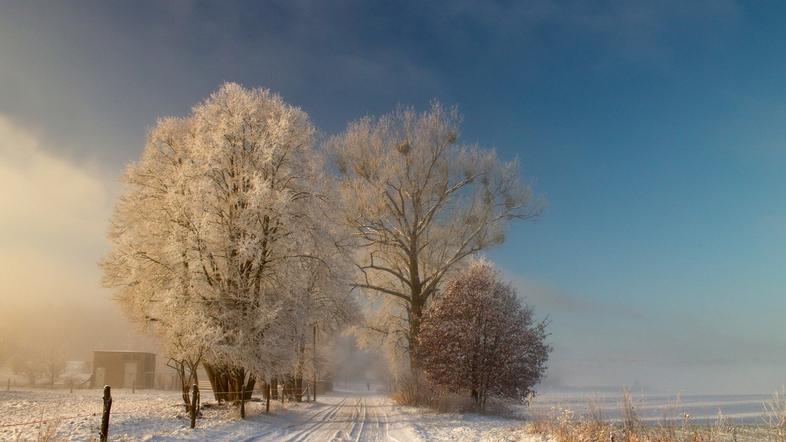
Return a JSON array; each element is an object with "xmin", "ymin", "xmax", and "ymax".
[{"xmin": 92, "ymin": 351, "xmax": 156, "ymax": 389}]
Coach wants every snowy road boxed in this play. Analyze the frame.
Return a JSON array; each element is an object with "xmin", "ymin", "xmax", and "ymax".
[
  {"xmin": 241, "ymin": 391, "xmax": 547, "ymax": 442},
  {"xmin": 242, "ymin": 393, "xmax": 421, "ymax": 441}
]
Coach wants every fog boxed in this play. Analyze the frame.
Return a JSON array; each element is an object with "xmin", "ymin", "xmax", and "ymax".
[
  {"xmin": 328, "ymin": 336, "xmax": 392, "ymax": 389},
  {"xmin": 0, "ymin": 116, "xmax": 157, "ymax": 369}
]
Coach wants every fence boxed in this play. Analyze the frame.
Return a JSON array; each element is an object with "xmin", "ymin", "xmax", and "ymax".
[
  {"xmin": 0, "ymin": 385, "xmax": 129, "ymax": 441},
  {"xmin": 0, "ymin": 381, "xmax": 320, "ymax": 439},
  {"xmin": 0, "ymin": 385, "xmax": 118, "ymax": 441}
]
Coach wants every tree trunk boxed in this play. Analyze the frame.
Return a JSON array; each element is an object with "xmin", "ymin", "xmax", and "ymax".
[
  {"xmin": 408, "ymin": 295, "xmax": 424, "ymax": 370},
  {"xmin": 285, "ymin": 376, "xmax": 296, "ymax": 401},
  {"xmin": 174, "ymin": 361, "xmax": 196, "ymax": 412},
  {"xmin": 182, "ymin": 390, "xmax": 191, "ymax": 410},
  {"xmin": 204, "ymin": 363, "xmax": 254, "ymax": 403},
  {"xmin": 294, "ymin": 376, "xmax": 303, "ymax": 402},
  {"xmin": 244, "ymin": 375, "xmax": 255, "ymax": 400},
  {"xmin": 270, "ymin": 377, "xmax": 278, "ymax": 400},
  {"xmin": 204, "ymin": 363, "xmax": 228, "ymax": 403},
  {"xmin": 266, "ymin": 382, "xmax": 271, "ymax": 413}
]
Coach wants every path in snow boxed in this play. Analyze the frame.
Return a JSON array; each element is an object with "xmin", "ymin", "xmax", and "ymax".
[
  {"xmin": 240, "ymin": 393, "xmax": 420, "ymax": 441},
  {"xmin": 239, "ymin": 390, "xmax": 547, "ymax": 442}
]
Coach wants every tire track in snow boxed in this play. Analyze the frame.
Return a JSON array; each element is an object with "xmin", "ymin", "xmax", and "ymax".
[
  {"xmin": 239, "ymin": 394, "xmax": 422, "ymax": 442},
  {"xmin": 283, "ymin": 397, "xmax": 350, "ymax": 442},
  {"xmin": 350, "ymin": 397, "xmax": 367, "ymax": 441},
  {"xmin": 376, "ymin": 397, "xmax": 392, "ymax": 442},
  {"xmin": 237, "ymin": 397, "xmax": 347, "ymax": 442}
]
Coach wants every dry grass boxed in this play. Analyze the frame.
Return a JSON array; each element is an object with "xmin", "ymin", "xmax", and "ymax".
[
  {"xmin": 526, "ymin": 414, "xmax": 744, "ymax": 442},
  {"xmin": 391, "ymin": 372, "xmax": 434, "ymax": 407},
  {"xmin": 526, "ymin": 388, "xmax": 786, "ymax": 442},
  {"xmin": 35, "ymin": 419, "xmax": 61, "ymax": 442},
  {"xmin": 11, "ymin": 418, "xmax": 63, "ymax": 442},
  {"xmin": 391, "ymin": 373, "xmax": 493, "ymax": 414},
  {"xmin": 762, "ymin": 387, "xmax": 786, "ymax": 442}
]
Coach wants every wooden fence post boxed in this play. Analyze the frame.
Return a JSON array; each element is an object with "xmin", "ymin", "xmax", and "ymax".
[
  {"xmin": 190, "ymin": 384, "xmax": 198, "ymax": 429},
  {"xmin": 266, "ymin": 382, "xmax": 271, "ymax": 413},
  {"xmin": 132, "ymin": 380, "xmax": 135, "ymax": 394},
  {"xmin": 313, "ymin": 323, "xmax": 317, "ymax": 402},
  {"xmin": 100, "ymin": 385, "xmax": 112, "ymax": 442},
  {"xmin": 240, "ymin": 386, "xmax": 246, "ymax": 419}
]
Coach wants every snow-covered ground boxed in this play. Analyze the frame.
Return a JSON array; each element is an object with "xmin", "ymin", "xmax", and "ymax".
[
  {"xmin": 0, "ymin": 387, "xmax": 547, "ymax": 441},
  {"xmin": 4, "ymin": 386, "xmax": 781, "ymax": 440}
]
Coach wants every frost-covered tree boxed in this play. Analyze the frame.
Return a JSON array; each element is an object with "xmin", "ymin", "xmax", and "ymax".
[
  {"xmin": 417, "ymin": 260, "xmax": 550, "ymax": 412},
  {"xmin": 103, "ymin": 83, "xmax": 354, "ymax": 412},
  {"xmin": 327, "ymin": 102, "xmax": 540, "ymax": 369},
  {"xmin": 279, "ymin": 249, "xmax": 357, "ymax": 401}
]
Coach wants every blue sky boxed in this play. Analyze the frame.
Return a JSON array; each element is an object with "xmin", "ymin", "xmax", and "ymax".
[{"xmin": 1, "ymin": 0, "xmax": 785, "ymax": 393}]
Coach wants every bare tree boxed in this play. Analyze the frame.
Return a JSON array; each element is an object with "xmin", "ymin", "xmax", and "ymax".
[
  {"xmin": 10, "ymin": 345, "xmax": 64, "ymax": 386},
  {"xmin": 11, "ymin": 354, "xmax": 44, "ymax": 386},
  {"xmin": 327, "ymin": 102, "xmax": 540, "ymax": 369},
  {"xmin": 417, "ymin": 259, "xmax": 550, "ymax": 412},
  {"xmin": 44, "ymin": 349, "xmax": 66, "ymax": 386}
]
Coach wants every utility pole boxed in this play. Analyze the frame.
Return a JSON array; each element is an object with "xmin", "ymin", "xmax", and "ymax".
[{"xmin": 313, "ymin": 323, "xmax": 317, "ymax": 401}]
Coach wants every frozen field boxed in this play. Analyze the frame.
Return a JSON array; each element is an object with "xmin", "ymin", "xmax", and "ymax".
[{"xmin": 0, "ymin": 388, "xmax": 546, "ymax": 441}]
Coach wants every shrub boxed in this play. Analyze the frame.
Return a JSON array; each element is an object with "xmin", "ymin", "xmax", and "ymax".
[{"xmin": 416, "ymin": 259, "xmax": 551, "ymax": 412}]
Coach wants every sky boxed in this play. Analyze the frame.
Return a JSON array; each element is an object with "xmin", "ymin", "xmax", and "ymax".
[{"xmin": 1, "ymin": 0, "xmax": 785, "ymax": 394}]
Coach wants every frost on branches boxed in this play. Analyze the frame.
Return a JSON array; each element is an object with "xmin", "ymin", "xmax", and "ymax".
[
  {"xmin": 416, "ymin": 260, "xmax": 551, "ymax": 412},
  {"xmin": 327, "ymin": 103, "xmax": 541, "ymax": 372},
  {"xmin": 101, "ymin": 83, "xmax": 355, "ymax": 411}
]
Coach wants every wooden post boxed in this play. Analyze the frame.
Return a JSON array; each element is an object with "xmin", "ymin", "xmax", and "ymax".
[
  {"xmin": 265, "ymin": 382, "xmax": 271, "ymax": 413},
  {"xmin": 132, "ymin": 380, "xmax": 136, "ymax": 394},
  {"xmin": 69, "ymin": 379, "xmax": 73, "ymax": 393},
  {"xmin": 100, "ymin": 385, "xmax": 112, "ymax": 442},
  {"xmin": 313, "ymin": 324, "xmax": 317, "ymax": 401},
  {"xmin": 189, "ymin": 384, "xmax": 198, "ymax": 429},
  {"xmin": 6, "ymin": 377, "xmax": 9, "ymax": 392},
  {"xmin": 240, "ymin": 386, "xmax": 246, "ymax": 419}
]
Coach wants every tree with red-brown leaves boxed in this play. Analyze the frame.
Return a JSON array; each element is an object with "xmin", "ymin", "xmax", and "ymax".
[{"xmin": 417, "ymin": 259, "xmax": 550, "ymax": 412}]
